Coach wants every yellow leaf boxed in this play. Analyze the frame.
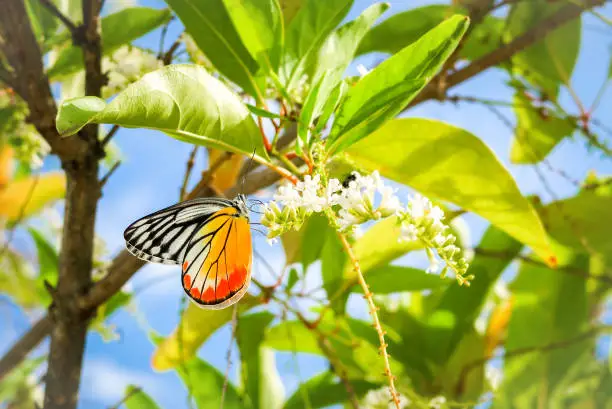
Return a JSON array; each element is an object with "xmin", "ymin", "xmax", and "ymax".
[
  {"xmin": 151, "ymin": 294, "xmax": 260, "ymax": 371},
  {"xmin": 207, "ymin": 148, "xmax": 243, "ymax": 192},
  {"xmin": 0, "ymin": 145, "xmax": 14, "ymax": 187},
  {"xmin": 0, "ymin": 172, "xmax": 65, "ymax": 222}
]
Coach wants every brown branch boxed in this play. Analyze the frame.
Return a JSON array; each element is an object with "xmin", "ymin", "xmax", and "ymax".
[
  {"xmin": 179, "ymin": 146, "xmax": 199, "ymax": 201},
  {"xmin": 406, "ymin": 0, "xmax": 605, "ymax": 109},
  {"xmin": 43, "ymin": 0, "xmax": 104, "ymax": 408}
]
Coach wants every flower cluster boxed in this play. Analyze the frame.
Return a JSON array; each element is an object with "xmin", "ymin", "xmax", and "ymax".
[
  {"xmin": 104, "ymin": 46, "xmax": 162, "ymax": 97},
  {"xmin": 262, "ymin": 171, "xmax": 472, "ymax": 285},
  {"xmin": 397, "ymin": 194, "xmax": 472, "ymax": 285}
]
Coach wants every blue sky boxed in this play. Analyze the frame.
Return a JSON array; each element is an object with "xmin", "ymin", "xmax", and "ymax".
[{"xmin": 1, "ymin": 0, "xmax": 612, "ymax": 408}]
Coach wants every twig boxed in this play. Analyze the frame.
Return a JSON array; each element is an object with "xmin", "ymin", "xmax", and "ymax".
[
  {"xmin": 101, "ymin": 125, "xmax": 119, "ymax": 147},
  {"xmin": 338, "ymin": 233, "xmax": 400, "ymax": 409},
  {"xmin": 162, "ymin": 38, "xmax": 182, "ymax": 66},
  {"xmin": 406, "ymin": 0, "xmax": 606, "ymax": 109},
  {"xmin": 219, "ymin": 304, "xmax": 239, "ymax": 409},
  {"xmin": 99, "ymin": 161, "xmax": 120, "ymax": 188},
  {"xmin": 180, "ymin": 146, "xmax": 199, "ymax": 201},
  {"xmin": 38, "ymin": 0, "xmax": 78, "ymax": 35}
]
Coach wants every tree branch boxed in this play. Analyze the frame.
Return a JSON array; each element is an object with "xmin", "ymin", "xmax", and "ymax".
[
  {"xmin": 406, "ymin": 0, "xmax": 605, "ymax": 109},
  {"xmin": 38, "ymin": 0, "xmax": 79, "ymax": 35},
  {"xmin": 43, "ymin": 0, "xmax": 104, "ymax": 407}
]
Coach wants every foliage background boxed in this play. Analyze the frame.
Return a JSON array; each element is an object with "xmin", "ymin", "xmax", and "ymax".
[{"xmin": 1, "ymin": 0, "xmax": 612, "ymax": 408}]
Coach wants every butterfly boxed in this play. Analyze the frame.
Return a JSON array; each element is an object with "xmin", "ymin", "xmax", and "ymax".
[{"xmin": 123, "ymin": 194, "xmax": 252, "ymax": 309}]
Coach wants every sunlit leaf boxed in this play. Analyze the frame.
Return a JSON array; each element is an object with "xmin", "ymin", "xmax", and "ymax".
[
  {"xmin": 0, "ymin": 249, "xmax": 46, "ymax": 308},
  {"xmin": 510, "ymin": 92, "xmax": 574, "ymax": 164},
  {"xmin": 124, "ymin": 385, "xmax": 162, "ymax": 409},
  {"xmin": 0, "ymin": 145, "xmax": 14, "ymax": 187},
  {"xmin": 152, "ymin": 294, "xmax": 260, "ymax": 370},
  {"xmin": 506, "ymin": 0, "xmax": 581, "ymax": 97},
  {"xmin": 350, "ymin": 265, "xmax": 448, "ymax": 294},
  {"xmin": 298, "ymin": 3, "xmax": 388, "ymax": 147},
  {"xmin": 47, "ymin": 7, "xmax": 171, "ymax": 79},
  {"xmin": 0, "ymin": 172, "xmax": 65, "ymax": 223},
  {"xmin": 56, "ymin": 65, "xmax": 269, "ymax": 159},
  {"xmin": 237, "ymin": 312, "xmax": 284, "ymax": 409},
  {"xmin": 177, "ymin": 358, "xmax": 246, "ymax": 409},
  {"xmin": 499, "ymin": 255, "xmax": 589, "ymax": 407},
  {"xmin": 223, "ymin": 0, "xmax": 283, "ymax": 75},
  {"xmin": 346, "ymin": 118, "xmax": 553, "ymax": 262},
  {"xmin": 28, "ymin": 227, "xmax": 58, "ymax": 287},
  {"xmin": 357, "ymin": 5, "xmax": 502, "ymax": 61},
  {"xmin": 281, "ymin": 0, "xmax": 353, "ymax": 92},
  {"xmin": 165, "ymin": 0, "xmax": 262, "ymax": 99},
  {"xmin": 283, "ymin": 371, "xmax": 378, "ymax": 409},
  {"xmin": 327, "ymin": 15, "xmax": 469, "ymax": 154}
]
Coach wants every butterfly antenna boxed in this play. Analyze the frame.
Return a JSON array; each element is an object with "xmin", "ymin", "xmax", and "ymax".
[{"xmin": 240, "ymin": 148, "xmax": 257, "ymax": 195}]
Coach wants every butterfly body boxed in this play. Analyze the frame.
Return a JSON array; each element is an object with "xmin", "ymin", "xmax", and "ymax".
[{"xmin": 124, "ymin": 194, "xmax": 252, "ymax": 309}]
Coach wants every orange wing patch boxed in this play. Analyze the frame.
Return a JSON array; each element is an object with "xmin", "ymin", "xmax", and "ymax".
[{"xmin": 181, "ymin": 207, "xmax": 252, "ymax": 309}]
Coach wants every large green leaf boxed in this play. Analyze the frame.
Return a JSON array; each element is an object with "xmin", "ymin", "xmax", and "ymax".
[
  {"xmin": 320, "ymin": 225, "xmax": 346, "ymax": 302},
  {"xmin": 540, "ymin": 190, "xmax": 612, "ymax": 254},
  {"xmin": 0, "ymin": 172, "xmax": 66, "ymax": 223},
  {"xmin": 237, "ymin": 312, "xmax": 284, "ymax": 409},
  {"xmin": 124, "ymin": 385, "xmax": 162, "ymax": 409},
  {"xmin": 350, "ymin": 265, "xmax": 448, "ymax": 294},
  {"xmin": 300, "ymin": 214, "xmax": 331, "ymax": 271},
  {"xmin": 165, "ymin": 0, "xmax": 263, "ymax": 100},
  {"xmin": 177, "ymin": 358, "xmax": 246, "ymax": 409},
  {"xmin": 47, "ymin": 7, "xmax": 171, "ymax": 79},
  {"xmin": 426, "ymin": 225, "xmax": 521, "ymax": 365},
  {"xmin": 152, "ymin": 294, "xmax": 260, "ymax": 370},
  {"xmin": 281, "ymin": 0, "xmax": 353, "ymax": 92},
  {"xmin": 327, "ymin": 15, "xmax": 469, "ymax": 154},
  {"xmin": 498, "ymin": 255, "xmax": 589, "ymax": 407},
  {"xmin": 223, "ymin": 0, "xmax": 283, "ymax": 75},
  {"xmin": 56, "ymin": 65, "xmax": 269, "ymax": 159},
  {"xmin": 510, "ymin": 93, "xmax": 574, "ymax": 164},
  {"xmin": 346, "ymin": 118, "xmax": 554, "ymax": 262},
  {"xmin": 0, "ymin": 249, "xmax": 46, "ymax": 308},
  {"xmin": 506, "ymin": 0, "xmax": 581, "ymax": 97},
  {"xmin": 298, "ymin": 3, "xmax": 388, "ymax": 146},
  {"xmin": 357, "ymin": 5, "xmax": 501, "ymax": 61},
  {"xmin": 283, "ymin": 372, "xmax": 378, "ymax": 409}
]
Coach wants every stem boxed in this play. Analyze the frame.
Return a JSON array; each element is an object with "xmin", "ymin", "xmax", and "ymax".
[{"xmin": 337, "ymin": 233, "xmax": 401, "ymax": 409}]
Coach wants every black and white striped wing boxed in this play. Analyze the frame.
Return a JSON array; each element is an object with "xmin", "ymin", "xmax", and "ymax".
[{"xmin": 123, "ymin": 198, "xmax": 234, "ymax": 265}]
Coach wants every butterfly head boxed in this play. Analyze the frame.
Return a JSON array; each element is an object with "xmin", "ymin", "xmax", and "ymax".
[{"xmin": 234, "ymin": 194, "xmax": 249, "ymax": 219}]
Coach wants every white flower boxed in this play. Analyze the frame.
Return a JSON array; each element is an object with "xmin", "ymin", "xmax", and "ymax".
[
  {"xmin": 362, "ymin": 387, "xmax": 410, "ymax": 409},
  {"xmin": 273, "ymin": 184, "xmax": 301, "ymax": 209},
  {"xmin": 485, "ymin": 365, "xmax": 503, "ymax": 390},
  {"xmin": 429, "ymin": 396, "xmax": 447, "ymax": 409},
  {"xmin": 426, "ymin": 257, "xmax": 440, "ymax": 274},
  {"xmin": 400, "ymin": 223, "xmax": 419, "ymax": 241}
]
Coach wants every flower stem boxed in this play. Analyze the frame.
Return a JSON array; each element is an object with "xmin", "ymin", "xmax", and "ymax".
[{"xmin": 337, "ymin": 232, "xmax": 402, "ymax": 409}]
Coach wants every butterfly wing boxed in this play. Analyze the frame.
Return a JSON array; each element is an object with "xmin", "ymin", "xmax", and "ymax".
[
  {"xmin": 123, "ymin": 198, "xmax": 234, "ymax": 265},
  {"xmin": 181, "ymin": 206, "xmax": 252, "ymax": 309}
]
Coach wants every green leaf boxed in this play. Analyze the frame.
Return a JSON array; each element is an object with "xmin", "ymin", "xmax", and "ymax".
[
  {"xmin": 346, "ymin": 118, "xmax": 554, "ymax": 262},
  {"xmin": 499, "ymin": 255, "xmax": 589, "ymax": 407},
  {"xmin": 357, "ymin": 5, "xmax": 502, "ymax": 61},
  {"xmin": 327, "ymin": 15, "xmax": 470, "ymax": 154},
  {"xmin": 320, "ymin": 225, "xmax": 346, "ymax": 302},
  {"xmin": 301, "ymin": 214, "xmax": 330, "ymax": 271},
  {"xmin": 541, "ymin": 190, "xmax": 612, "ymax": 254},
  {"xmin": 237, "ymin": 312, "xmax": 284, "ymax": 409},
  {"xmin": 223, "ymin": 0, "xmax": 283, "ymax": 74},
  {"xmin": 281, "ymin": 0, "xmax": 353, "ymax": 92},
  {"xmin": 177, "ymin": 358, "xmax": 246, "ymax": 409},
  {"xmin": 506, "ymin": 0, "xmax": 581, "ymax": 97},
  {"xmin": 279, "ymin": 0, "xmax": 303, "ymax": 25},
  {"xmin": 0, "ymin": 249, "xmax": 45, "ymax": 308},
  {"xmin": 152, "ymin": 293, "xmax": 260, "ymax": 370},
  {"xmin": 25, "ymin": 0, "xmax": 59, "ymax": 45},
  {"xmin": 56, "ymin": 65, "xmax": 269, "ymax": 159},
  {"xmin": 283, "ymin": 372, "xmax": 378, "ymax": 409},
  {"xmin": 350, "ymin": 265, "xmax": 448, "ymax": 294},
  {"xmin": 286, "ymin": 267, "xmax": 299, "ymax": 290},
  {"xmin": 246, "ymin": 104, "xmax": 282, "ymax": 119},
  {"xmin": 165, "ymin": 0, "xmax": 262, "ymax": 100},
  {"xmin": 313, "ymin": 79, "xmax": 347, "ymax": 134},
  {"xmin": 427, "ymin": 225, "xmax": 521, "ymax": 365},
  {"xmin": 124, "ymin": 385, "xmax": 162, "ymax": 409},
  {"xmin": 298, "ymin": 3, "xmax": 389, "ymax": 146},
  {"xmin": 28, "ymin": 227, "xmax": 59, "ymax": 286},
  {"xmin": 510, "ymin": 93, "xmax": 574, "ymax": 164},
  {"xmin": 47, "ymin": 7, "xmax": 171, "ymax": 79}
]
